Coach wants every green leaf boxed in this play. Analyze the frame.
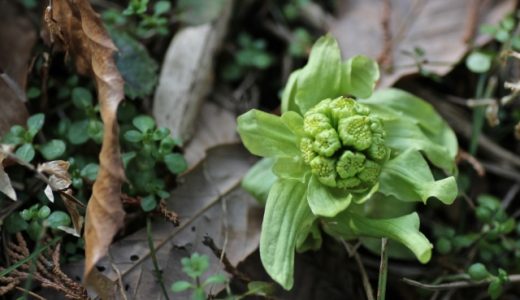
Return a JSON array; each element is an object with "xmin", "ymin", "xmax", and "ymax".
[
  {"xmin": 27, "ymin": 113, "xmax": 45, "ymax": 138},
  {"xmin": 281, "ymin": 111, "xmax": 306, "ymax": 138},
  {"xmin": 46, "ymin": 211, "xmax": 71, "ymax": 228},
  {"xmin": 140, "ymin": 195, "xmax": 157, "ymax": 212},
  {"xmin": 80, "ymin": 163, "xmax": 99, "ymax": 181},
  {"xmin": 37, "ymin": 206, "xmax": 51, "ymax": 219},
  {"xmin": 71, "ymin": 87, "xmax": 93, "ymax": 109},
  {"xmin": 466, "ymin": 51, "xmax": 493, "ymax": 74},
  {"xmin": 383, "ymin": 119, "xmax": 456, "ymax": 173},
  {"xmin": 306, "ymin": 175, "xmax": 351, "ymax": 217},
  {"xmin": 4, "ymin": 213, "xmax": 28, "ymax": 234},
  {"xmin": 281, "ymin": 69, "xmax": 302, "ymax": 114},
  {"xmin": 177, "ymin": 0, "xmax": 226, "ymax": 25},
  {"xmin": 154, "ymin": 1, "xmax": 171, "ymax": 15},
  {"xmin": 15, "ymin": 144, "xmax": 35, "ymax": 162},
  {"xmin": 272, "ymin": 156, "xmax": 308, "ymax": 182},
  {"xmin": 359, "ymin": 88, "xmax": 458, "ymax": 173},
  {"xmin": 68, "ymin": 120, "xmax": 89, "ymax": 144},
  {"xmin": 152, "ymin": 127, "xmax": 170, "ymax": 140},
  {"xmin": 488, "ymin": 278, "xmax": 503, "ymax": 300},
  {"xmin": 87, "ymin": 120, "xmax": 104, "ymax": 143},
  {"xmin": 110, "ymin": 29, "xmax": 159, "ymax": 99},
  {"xmin": 204, "ymin": 274, "xmax": 227, "ymax": 285},
  {"xmin": 294, "ymin": 35, "xmax": 343, "ymax": 114},
  {"xmin": 468, "ymin": 263, "xmax": 489, "ymax": 281},
  {"xmin": 124, "ymin": 130, "xmax": 143, "ymax": 143},
  {"xmin": 182, "ymin": 253, "xmax": 209, "ymax": 278},
  {"xmin": 379, "ymin": 150, "xmax": 457, "ymax": 205},
  {"xmin": 260, "ymin": 179, "xmax": 315, "ymax": 289},
  {"xmin": 237, "ymin": 109, "xmax": 299, "ymax": 158},
  {"xmin": 246, "ymin": 281, "xmax": 276, "ymax": 296},
  {"xmin": 171, "ymin": 280, "xmax": 192, "ymax": 292},
  {"xmin": 192, "ymin": 288, "xmax": 206, "ymax": 300},
  {"xmin": 163, "ymin": 153, "xmax": 187, "ymax": 174},
  {"xmin": 241, "ymin": 158, "xmax": 277, "ymax": 205},
  {"xmin": 2, "ymin": 125, "xmax": 25, "ymax": 145},
  {"xmin": 133, "ymin": 115, "xmax": 156, "ymax": 132},
  {"xmin": 39, "ymin": 139, "xmax": 66, "ymax": 160},
  {"xmin": 323, "ymin": 212, "xmax": 432, "ymax": 263},
  {"xmin": 341, "ymin": 55, "xmax": 379, "ymax": 98}
]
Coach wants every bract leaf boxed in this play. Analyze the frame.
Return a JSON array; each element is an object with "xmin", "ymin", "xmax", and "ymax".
[
  {"xmin": 379, "ymin": 150, "xmax": 457, "ymax": 204},
  {"xmin": 241, "ymin": 158, "xmax": 277, "ymax": 205},
  {"xmin": 323, "ymin": 212, "xmax": 432, "ymax": 263},
  {"xmin": 295, "ymin": 35, "xmax": 343, "ymax": 114},
  {"xmin": 341, "ymin": 55, "xmax": 379, "ymax": 98},
  {"xmin": 237, "ymin": 109, "xmax": 299, "ymax": 158},
  {"xmin": 307, "ymin": 175, "xmax": 352, "ymax": 217},
  {"xmin": 260, "ymin": 179, "xmax": 315, "ymax": 290}
]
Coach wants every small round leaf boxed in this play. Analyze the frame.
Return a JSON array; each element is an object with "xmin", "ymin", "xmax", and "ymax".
[
  {"xmin": 466, "ymin": 51, "xmax": 492, "ymax": 74},
  {"xmin": 27, "ymin": 113, "xmax": 45, "ymax": 137},
  {"xmin": 140, "ymin": 194, "xmax": 157, "ymax": 212},
  {"xmin": 163, "ymin": 153, "xmax": 187, "ymax": 174},
  {"xmin": 171, "ymin": 281, "xmax": 192, "ymax": 292},
  {"xmin": 39, "ymin": 139, "xmax": 66, "ymax": 160},
  {"xmin": 133, "ymin": 115, "xmax": 156, "ymax": 133},
  {"xmin": 16, "ymin": 143, "xmax": 35, "ymax": 162},
  {"xmin": 124, "ymin": 130, "xmax": 143, "ymax": 143},
  {"xmin": 46, "ymin": 211, "xmax": 71, "ymax": 228}
]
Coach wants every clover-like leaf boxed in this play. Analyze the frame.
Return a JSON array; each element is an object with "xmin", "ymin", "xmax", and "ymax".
[
  {"xmin": 163, "ymin": 153, "xmax": 187, "ymax": 174},
  {"xmin": 133, "ymin": 115, "xmax": 156, "ymax": 133},
  {"xmin": 46, "ymin": 211, "xmax": 72, "ymax": 229}
]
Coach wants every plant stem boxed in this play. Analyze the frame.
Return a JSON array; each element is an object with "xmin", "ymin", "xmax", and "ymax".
[
  {"xmin": 341, "ymin": 239, "xmax": 375, "ymax": 300},
  {"xmin": 403, "ymin": 274, "xmax": 520, "ymax": 290},
  {"xmin": 376, "ymin": 238, "xmax": 389, "ymax": 300},
  {"xmin": 146, "ymin": 216, "xmax": 170, "ymax": 300}
]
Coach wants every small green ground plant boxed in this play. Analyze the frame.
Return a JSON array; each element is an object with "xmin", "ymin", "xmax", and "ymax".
[{"xmin": 237, "ymin": 35, "xmax": 459, "ymax": 289}]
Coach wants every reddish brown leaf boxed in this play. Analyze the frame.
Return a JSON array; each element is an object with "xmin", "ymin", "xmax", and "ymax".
[
  {"xmin": 44, "ymin": 0, "xmax": 126, "ymax": 282},
  {"xmin": 0, "ymin": 2, "xmax": 33, "ymax": 135}
]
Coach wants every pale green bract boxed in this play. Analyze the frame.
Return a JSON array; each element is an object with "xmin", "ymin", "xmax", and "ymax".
[{"xmin": 237, "ymin": 35, "xmax": 458, "ymax": 290}]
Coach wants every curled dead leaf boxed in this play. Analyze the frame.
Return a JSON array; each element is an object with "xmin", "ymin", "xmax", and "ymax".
[
  {"xmin": 37, "ymin": 160, "xmax": 71, "ymax": 191},
  {"xmin": 43, "ymin": 0, "xmax": 126, "ymax": 283}
]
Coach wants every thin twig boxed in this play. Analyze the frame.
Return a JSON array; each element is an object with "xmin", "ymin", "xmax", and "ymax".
[
  {"xmin": 457, "ymin": 149, "xmax": 485, "ymax": 177},
  {"xmin": 14, "ymin": 286, "xmax": 46, "ymax": 300},
  {"xmin": 202, "ymin": 235, "xmax": 251, "ymax": 282},
  {"xmin": 341, "ymin": 239, "xmax": 375, "ymax": 300},
  {"xmin": 376, "ymin": 238, "xmax": 389, "ymax": 300},
  {"xmin": 145, "ymin": 217, "xmax": 170, "ymax": 300},
  {"xmin": 402, "ymin": 274, "xmax": 520, "ymax": 291},
  {"xmin": 502, "ymin": 183, "xmax": 520, "ymax": 210}
]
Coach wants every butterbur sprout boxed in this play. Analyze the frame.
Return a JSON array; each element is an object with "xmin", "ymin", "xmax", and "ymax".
[{"xmin": 237, "ymin": 35, "xmax": 458, "ymax": 289}]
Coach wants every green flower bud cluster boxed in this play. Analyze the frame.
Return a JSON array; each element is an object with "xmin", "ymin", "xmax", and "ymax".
[{"xmin": 300, "ymin": 97, "xmax": 389, "ymax": 190}]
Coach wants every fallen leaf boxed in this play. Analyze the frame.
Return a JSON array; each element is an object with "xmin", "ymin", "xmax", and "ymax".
[
  {"xmin": 63, "ymin": 145, "xmax": 262, "ymax": 298},
  {"xmin": 44, "ymin": 0, "xmax": 126, "ymax": 282},
  {"xmin": 37, "ymin": 160, "xmax": 72, "ymax": 191},
  {"xmin": 153, "ymin": 0, "xmax": 233, "ymax": 143},
  {"xmin": 331, "ymin": 0, "xmax": 515, "ymax": 87},
  {"xmin": 183, "ymin": 102, "xmax": 239, "ymax": 168},
  {"xmin": 0, "ymin": 2, "xmax": 34, "ymax": 135},
  {"xmin": 0, "ymin": 151, "xmax": 17, "ymax": 201}
]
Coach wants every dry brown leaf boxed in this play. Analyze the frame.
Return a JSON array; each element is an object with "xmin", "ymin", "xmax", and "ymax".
[
  {"xmin": 0, "ymin": 150, "xmax": 17, "ymax": 201},
  {"xmin": 331, "ymin": 0, "xmax": 515, "ymax": 87},
  {"xmin": 0, "ymin": 2, "xmax": 33, "ymax": 135},
  {"xmin": 63, "ymin": 145, "xmax": 262, "ymax": 298},
  {"xmin": 37, "ymin": 160, "xmax": 72, "ymax": 191},
  {"xmin": 44, "ymin": 0, "xmax": 126, "ymax": 283}
]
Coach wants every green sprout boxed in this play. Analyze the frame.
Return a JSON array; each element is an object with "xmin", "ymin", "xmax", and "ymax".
[
  {"xmin": 171, "ymin": 253, "xmax": 227, "ymax": 300},
  {"xmin": 2, "ymin": 114, "xmax": 66, "ymax": 162},
  {"xmin": 237, "ymin": 35, "xmax": 459, "ymax": 289}
]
